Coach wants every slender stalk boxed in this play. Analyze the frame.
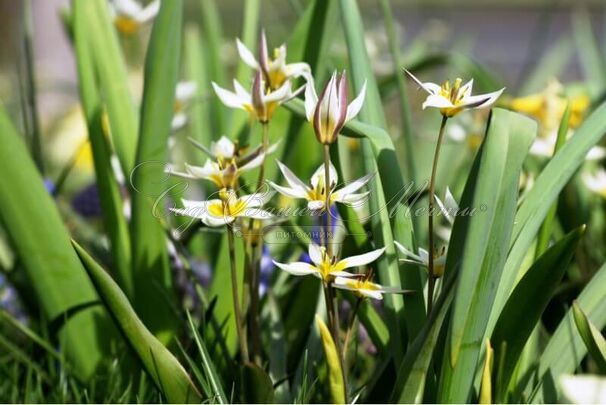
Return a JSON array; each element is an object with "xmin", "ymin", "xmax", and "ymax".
[
  {"xmin": 23, "ymin": 0, "xmax": 43, "ymax": 174},
  {"xmin": 245, "ymin": 121, "xmax": 269, "ymax": 364},
  {"xmin": 323, "ymin": 144, "xmax": 333, "ymax": 256},
  {"xmin": 342, "ymin": 298, "xmax": 362, "ymax": 358},
  {"xmin": 227, "ymin": 225, "xmax": 249, "ymax": 362},
  {"xmin": 427, "ymin": 115, "xmax": 448, "ymax": 314},
  {"xmin": 323, "ymin": 281, "xmax": 348, "ymax": 401}
]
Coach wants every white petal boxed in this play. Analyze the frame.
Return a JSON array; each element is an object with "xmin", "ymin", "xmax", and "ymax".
[
  {"xmin": 422, "ymin": 95, "xmax": 454, "ymax": 110},
  {"xmin": 185, "ymin": 160, "xmax": 218, "ymax": 179},
  {"xmin": 239, "ymin": 152, "xmax": 265, "ymax": 172},
  {"xmin": 176, "ymin": 81, "xmax": 197, "ymax": 100},
  {"xmin": 113, "ymin": 0, "xmax": 142, "ymax": 16},
  {"xmin": 165, "ymin": 164, "xmax": 195, "ymax": 179},
  {"xmin": 336, "ymin": 247, "xmax": 385, "ymax": 270},
  {"xmin": 418, "ymin": 248, "xmax": 430, "ymax": 264},
  {"xmin": 204, "ymin": 215, "xmax": 234, "ymax": 227},
  {"xmin": 273, "ymin": 261, "xmax": 318, "ymax": 277},
  {"xmin": 530, "ymin": 138, "xmax": 553, "ymax": 157},
  {"xmin": 233, "ymin": 79, "xmax": 251, "ymax": 100},
  {"xmin": 460, "ymin": 79, "xmax": 474, "ymax": 98},
  {"xmin": 236, "ymin": 38, "xmax": 259, "ymax": 69},
  {"xmin": 403, "ymin": 68, "xmax": 440, "ymax": 95},
  {"xmin": 394, "ymin": 241, "xmax": 424, "ymax": 264},
  {"xmin": 212, "ymin": 82, "xmax": 245, "ymax": 109},
  {"xmin": 333, "ymin": 172, "xmax": 374, "ymax": 201},
  {"xmin": 308, "ymin": 244, "xmax": 323, "ymax": 267},
  {"xmin": 311, "ymin": 162, "xmax": 339, "ymax": 189},
  {"xmin": 587, "ymin": 146, "xmax": 606, "ymax": 161},
  {"xmin": 276, "ymin": 160, "xmax": 309, "ymax": 194},
  {"xmin": 171, "ymin": 113, "xmax": 187, "ymax": 130},
  {"xmin": 263, "ymin": 80, "xmax": 291, "ymax": 104},
  {"xmin": 336, "ymin": 191, "xmax": 369, "ymax": 206},
  {"xmin": 138, "ymin": 0, "xmax": 159, "ymax": 22},
  {"xmin": 460, "ymin": 88, "xmax": 505, "ymax": 109},
  {"xmin": 330, "ymin": 271, "xmax": 360, "ymax": 278},
  {"xmin": 285, "ymin": 62, "xmax": 311, "ymax": 79},
  {"xmin": 211, "ymin": 136, "xmax": 236, "ymax": 159},
  {"xmin": 268, "ymin": 181, "xmax": 308, "ymax": 199},
  {"xmin": 307, "ymin": 200, "xmax": 325, "ymax": 212},
  {"xmin": 304, "ymin": 80, "xmax": 318, "ymax": 122},
  {"xmin": 345, "ymin": 80, "xmax": 366, "ymax": 122}
]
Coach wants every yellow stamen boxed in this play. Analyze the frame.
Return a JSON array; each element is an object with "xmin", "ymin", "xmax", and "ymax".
[{"xmin": 114, "ymin": 16, "xmax": 140, "ymax": 35}]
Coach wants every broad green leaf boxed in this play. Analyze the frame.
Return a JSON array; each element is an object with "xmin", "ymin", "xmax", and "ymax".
[
  {"xmin": 0, "ymin": 104, "xmax": 113, "ymax": 381},
  {"xmin": 81, "ymin": 0, "xmax": 138, "ymax": 174},
  {"xmin": 316, "ymin": 315, "xmax": 345, "ymax": 404},
  {"xmin": 531, "ymin": 262, "xmax": 606, "ymax": 403},
  {"xmin": 338, "ymin": 0, "xmax": 424, "ymax": 360},
  {"xmin": 491, "ymin": 226, "xmax": 584, "ymax": 402},
  {"xmin": 239, "ymin": 363, "xmax": 275, "ymax": 404},
  {"xmin": 438, "ymin": 109, "xmax": 536, "ymax": 403},
  {"xmin": 72, "ymin": 241, "xmax": 201, "ymax": 403},
  {"xmin": 572, "ymin": 301, "xmax": 606, "ymax": 373},
  {"xmin": 130, "ymin": 0, "xmax": 182, "ymax": 341},
  {"xmin": 490, "ymin": 101, "xmax": 606, "ymax": 337},
  {"xmin": 73, "ymin": 0, "xmax": 132, "ymax": 296}
]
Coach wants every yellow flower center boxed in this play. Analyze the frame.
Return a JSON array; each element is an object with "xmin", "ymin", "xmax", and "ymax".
[
  {"xmin": 207, "ymin": 195, "xmax": 247, "ymax": 218},
  {"xmin": 439, "ymin": 78, "xmax": 464, "ymax": 105},
  {"xmin": 115, "ymin": 15, "xmax": 140, "ymax": 35},
  {"xmin": 306, "ymin": 174, "xmax": 336, "ymax": 208},
  {"xmin": 316, "ymin": 247, "xmax": 344, "ymax": 281},
  {"xmin": 343, "ymin": 278, "xmax": 380, "ymax": 291}
]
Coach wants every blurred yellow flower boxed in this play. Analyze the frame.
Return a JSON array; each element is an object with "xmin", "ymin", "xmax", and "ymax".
[{"xmin": 509, "ymin": 79, "xmax": 590, "ymax": 136}]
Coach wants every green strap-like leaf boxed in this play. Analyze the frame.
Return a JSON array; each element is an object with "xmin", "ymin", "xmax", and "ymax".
[
  {"xmin": 572, "ymin": 301, "xmax": 606, "ymax": 373},
  {"xmin": 72, "ymin": 241, "xmax": 201, "ymax": 403},
  {"xmin": 0, "ymin": 103, "xmax": 113, "ymax": 381},
  {"xmin": 491, "ymin": 226, "xmax": 584, "ymax": 401},
  {"xmin": 489, "ymin": 100, "xmax": 606, "ymax": 338},
  {"xmin": 130, "ymin": 0, "xmax": 182, "ymax": 341},
  {"xmin": 531, "ymin": 262, "xmax": 606, "ymax": 403},
  {"xmin": 438, "ymin": 109, "xmax": 536, "ymax": 403}
]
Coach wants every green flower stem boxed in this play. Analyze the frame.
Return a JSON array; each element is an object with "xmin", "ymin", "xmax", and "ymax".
[
  {"xmin": 427, "ymin": 115, "xmax": 449, "ymax": 314},
  {"xmin": 244, "ymin": 121, "xmax": 270, "ymax": 365},
  {"xmin": 323, "ymin": 144, "xmax": 333, "ymax": 256},
  {"xmin": 342, "ymin": 297, "xmax": 362, "ymax": 359},
  {"xmin": 227, "ymin": 224, "xmax": 249, "ymax": 363}
]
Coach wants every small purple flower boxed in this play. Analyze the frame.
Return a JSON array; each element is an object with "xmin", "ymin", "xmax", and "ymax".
[{"xmin": 71, "ymin": 183, "xmax": 102, "ymax": 218}]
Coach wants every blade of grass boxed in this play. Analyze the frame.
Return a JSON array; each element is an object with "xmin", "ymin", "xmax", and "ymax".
[
  {"xmin": 572, "ymin": 301, "xmax": 606, "ymax": 373},
  {"xmin": 73, "ymin": 241, "xmax": 201, "ymax": 403},
  {"xmin": 185, "ymin": 310, "xmax": 228, "ymax": 404},
  {"xmin": 130, "ymin": 0, "xmax": 183, "ymax": 342}
]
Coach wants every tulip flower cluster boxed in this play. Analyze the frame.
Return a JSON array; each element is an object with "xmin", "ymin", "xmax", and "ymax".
[{"xmin": 166, "ymin": 27, "xmax": 505, "ymax": 399}]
